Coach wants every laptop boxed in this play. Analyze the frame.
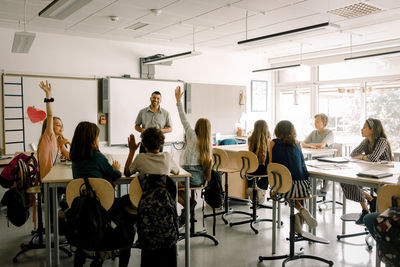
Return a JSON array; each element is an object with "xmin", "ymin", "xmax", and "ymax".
[{"xmin": 317, "ymin": 157, "xmax": 350, "ymax": 163}]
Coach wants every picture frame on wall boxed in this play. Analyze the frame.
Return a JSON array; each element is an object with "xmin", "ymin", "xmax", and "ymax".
[{"xmin": 251, "ymin": 80, "xmax": 268, "ymax": 112}]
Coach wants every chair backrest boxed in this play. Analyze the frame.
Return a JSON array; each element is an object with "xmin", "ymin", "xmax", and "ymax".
[
  {"xmin": 377, "ymin": 184, "xmax": 400, "ymax": 212},
  {"xmin": 66, "ymin": 178, "xmax": 114, "ymax": 211},
  {"xmin": 332, "ymin": 143, "xmax": 342, "ymax": 157},
  {"xmin": 219, "ymin": 138, "xmax": 238, "ymax": 146},
  {"xmin": 236, "ymin": 151, "xmax": 258, "ymax": 179},
  {"xmin": 267, "ymin": 163, "xmax": 292, "ymax": 194},
  {"xmin": 212, "ymin": 148, "xmax": 229, "ymax": 171},
  {"xmin": 129, "ymin": 176, "xmax": 143, "ymax": 209}
]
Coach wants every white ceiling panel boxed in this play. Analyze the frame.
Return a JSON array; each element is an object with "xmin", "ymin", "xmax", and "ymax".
[
  {"xmin": 141, "ymin": 12, "xmax": 183, "ymax": 25},
  {"xmin": 116, "ymin": 0, "xmax": 178, "ymax": 9},
  {"xmin": 91, "ymin": 3, "xmax": 149, "ymax": 19},
  {"xmin": 369, "ymin": 0, "xmax": 400, "ymax": 9}
]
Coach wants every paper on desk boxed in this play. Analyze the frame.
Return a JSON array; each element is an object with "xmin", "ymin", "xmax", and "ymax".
[{"xmin": 306, "ymin": 162, "xmax": 348, "ymax": 170}]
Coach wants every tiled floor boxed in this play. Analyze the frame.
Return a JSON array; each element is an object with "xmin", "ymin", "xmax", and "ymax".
[{"xmin": 0, "ymin": 186, "xmax": 384, "ymax": 267}]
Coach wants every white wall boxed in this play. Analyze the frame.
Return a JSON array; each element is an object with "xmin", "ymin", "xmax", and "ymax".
[{"xmin": 0, "ymin": 27, "xmax": 271, "ymax": 150}]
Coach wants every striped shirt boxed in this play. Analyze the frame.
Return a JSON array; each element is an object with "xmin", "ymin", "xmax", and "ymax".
[{"xmin": 350, "ymin": 137, "xmax": 391, "ymax": 162}]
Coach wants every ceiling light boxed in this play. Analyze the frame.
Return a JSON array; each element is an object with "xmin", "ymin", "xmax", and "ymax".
[
  {"xmin": 143, "ymin": 51, "xmax": 202, "ymax": 65},
  {"xmin": 12, "ymin": 31, "xmax": 36, "ymax": 53},
  {"xmin": 344, "ymin": 50, "xmax": 400, "ymax": 61},
  {"xmin": 126, "ymin": 22, "xmax": 149, "ymax": 31},
  {"xmin": 252, "ymin": 64, "xmax": 301, "ymax": 73},
  {"xmin": 238, "ymin": 22, "xmax": 339, "ymax": 46},
  {"xmin": 39, "ymin": 0, "xmax": 93, "ymax": 20}
]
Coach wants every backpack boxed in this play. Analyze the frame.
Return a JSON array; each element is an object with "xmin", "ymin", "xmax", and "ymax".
[
  {"xmin": 0, "ymin": 187, "xmax": 30, "ymax": 227},
  {"xmin": 137, "ymin": 174, "xmax": 178, "ymax": 250},
  {"xmin": 203, "ymin": 170, "xmax": 223, "ymax": 209},
  {"xmin": 374, "ymin": 196, "xmax": 400, "ymax": 267},
  {"xmin": 64, "ymin": 177, "xmax": 109, "ymax": 251},
  {"xmin": 0, "ymin": 153, "xmax": 38, "ymax": 189}
]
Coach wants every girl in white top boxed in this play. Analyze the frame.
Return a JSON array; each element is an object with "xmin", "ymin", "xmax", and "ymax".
[{"xmin": 175, "ymin": 86, "xmax": 212, "ymax": 212}]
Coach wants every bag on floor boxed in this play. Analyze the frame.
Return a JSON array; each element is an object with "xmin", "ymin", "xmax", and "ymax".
[
  {"xmin": 0, "ymin": 187, "xmax": 30, "ymax": 226},
  {"xmin": 137, "ymin": 174, "xmax": 178, "ymax": 250},
  {"xmin": 203, "ymin": 170, "xmax": 223, "ymax": 209},
  {"xmin": 64, "ymin": 177, "xmax": 109, "ymax": 251},
  {"xmin": 374, "ymin": 196, "xmax": 400, "ymax": 267},
  {"xmin": 0, "ymin": 153, "xmax": 38, "ymax": 189}
]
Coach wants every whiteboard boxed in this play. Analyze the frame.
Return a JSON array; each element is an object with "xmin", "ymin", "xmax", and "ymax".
[
  {"xmin": 108, "ymin": 78, "xmax": 185, "ymax": 145},
  {"xmin": 3, "ymin": 75, "xmax": 98, "ymax": 154}
]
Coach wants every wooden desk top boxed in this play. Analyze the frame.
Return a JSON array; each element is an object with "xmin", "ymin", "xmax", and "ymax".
[
  {"xmin": 302, "ymin": 148, "xmax": 337, "ymax": 158},
  {"xmin": 42, "ymin": 162, "xmax": 190, "ymax": 184},
  {"xmin": 307, "ymin": 160, "xmax": 400, "ymax": 186}
]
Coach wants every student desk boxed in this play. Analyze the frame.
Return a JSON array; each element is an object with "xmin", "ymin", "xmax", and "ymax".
[
  {"xmin": 42, "ymin": 163, "xmax": 191, "ymax": 267},
  {"xmin": 302, "ymin": 148, "xmax": 337, "ymax": 160},
  {"xmin": 306, "ymin": 160, "xmax": 400, "ymax": 267}
]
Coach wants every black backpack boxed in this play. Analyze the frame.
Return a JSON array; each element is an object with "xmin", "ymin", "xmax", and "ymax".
[
  {"xmin": 137, "ymin": 174, "xmax": 178, "ymax": 250},
  {"xmin": 64, "ymin": 177, "xmax": 109, "ymax": 251},
  {"xmin": 203, "ymin": 170, "xmax": 223, "ymax": 209},
  {"xmin": 1, "ymin": 187, "xmax": 30, "ymax": 227}
]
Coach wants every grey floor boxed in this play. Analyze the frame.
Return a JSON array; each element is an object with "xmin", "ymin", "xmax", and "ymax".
[{"xmin": 0, "ymin": 184, "xmax": 385, "ymax": 267}]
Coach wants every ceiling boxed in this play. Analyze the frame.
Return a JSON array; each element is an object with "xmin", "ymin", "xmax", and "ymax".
[{"xmin": 1, "ymin": 0, "xmax": 400, "ymax": 58}]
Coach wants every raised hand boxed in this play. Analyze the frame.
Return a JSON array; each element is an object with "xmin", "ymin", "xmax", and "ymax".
[
  {"xmin": 175, "ymin": 86, "xmax": 183, "ymax": 102},
  {"xmin": 39, "ymin": 80, "xmax": 52, "ymax": 95},
  {"xmin": 112, "ymin": 160, "xmax": 121, "ymax": 171},
  {"xmin": 128, "ymin": 134, "xmax": 140, "ymax": 152}
]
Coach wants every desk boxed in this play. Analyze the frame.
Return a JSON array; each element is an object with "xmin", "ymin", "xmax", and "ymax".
[
  {"xmin": 307, "ymin": 160, "xmax": 400, "ymax": 267},
  {"xmin": 42, "ymin": 163, "xmax": 191, "ymax": 267},
  {"xmin": 302, "ymin": 148, "xmax": 337, "ymax": 160}
]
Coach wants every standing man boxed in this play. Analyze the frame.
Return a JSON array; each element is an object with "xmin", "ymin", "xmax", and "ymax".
[{"xmin": 135, "ymin": 91, "xmax": 172, "ymax": 152}]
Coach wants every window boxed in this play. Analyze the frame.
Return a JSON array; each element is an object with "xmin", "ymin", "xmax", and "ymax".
[
  {"xmin": 278, "ymin": 65, "xmax": 310, "ymax": 83},
  {"xmin": 251, "ymin": 80, "xmax": 268, "ymax": 112}
]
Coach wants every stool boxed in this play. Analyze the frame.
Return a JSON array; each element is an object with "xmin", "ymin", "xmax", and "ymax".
[
  {"xmin": 204, "ymin": 148, "xmax": 252, "ymax": 224},
  {"xmin": 178, "ymin": 186, "xmax": 218, "ymax": 245},
  {"xmin": 336, "ymin": 212, "xmax": 372, "ymax": 250},
  {"xmin": 259, "ymin": 163, "xmax": 333, "ymax": 266}
]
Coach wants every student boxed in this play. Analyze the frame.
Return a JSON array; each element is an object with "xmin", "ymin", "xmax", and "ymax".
[
  {"xmin": 341, "ymin": 118, "xmax": 393, "ymax": 224},
  {"xmin": 174, "ymin": 86, "xmax": 212, "ymax": 224},
  {"xmin": 134, "ymin": 91, "xmax": 172, "ymax": 153},
  {"xmin": 37, "ymin": 80, "xmax": 70, "ymax": 179},
  {"xmin": 270, "ymin": 120, "xmax": 317, "ymax": 234},
  {"xmin": 70, "ymin": 121, "xmax": 132, "ymax": 267},
  {"xmin": 247, "ymin": 120, "xmax": 270, "ymax": 200},
  {"xmin": 301, "ymin": 113, "xmax": 334, "ymax": 149},
  {"xmin": 124, "ymin": 127, "xmax": 179, "ymax": 267}
]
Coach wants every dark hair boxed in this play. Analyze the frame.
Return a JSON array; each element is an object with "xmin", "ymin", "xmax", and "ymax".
[
  {"xmin": 70, "ymin": 121, "xmax": 100, "ymax": 161},
  {"xmin": 365, "ymin": 118, "xmax": 394, "ymax": 160},
  {"xmin": 274, "ymin": 120, "xmax": 297, "ymax": 146},
  {"xmin": 141, "ymin": 127, "xmax": 165, "ymax": 151},
  {"xmin": 151, "ymin": 91, "xmax": 161, "ymax": 97}
]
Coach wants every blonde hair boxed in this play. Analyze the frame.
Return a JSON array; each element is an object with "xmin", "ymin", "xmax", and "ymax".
[
  {"xmin": 315, "ymin": 113, "xmax": 328, "ymax": 127},
  {"xmin": 194, "ymin": 118, "xmax": 212, "ymax": 182},
  {"xmin": 248, "ymin": 120, "xmax": 270, "ymax": 165}
]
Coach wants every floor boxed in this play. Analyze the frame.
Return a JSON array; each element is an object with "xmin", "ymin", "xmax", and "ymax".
[{"xmin": 0, "ymin": 183, "xmax": 385, "ymax": 267}]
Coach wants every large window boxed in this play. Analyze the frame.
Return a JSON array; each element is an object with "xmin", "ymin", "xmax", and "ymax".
[{"xmin": 279, "ymin": 88, "xmax": 311, "ymax": 140}]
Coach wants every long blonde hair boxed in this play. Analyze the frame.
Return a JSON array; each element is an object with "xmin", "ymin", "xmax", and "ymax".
[
  {"xmin": 195, "ymin": 118, "xmax": 212, "ymax": 182},
  {"xmin": 248, "ymin": 120, "xmax": 270, "ymax": 165}
]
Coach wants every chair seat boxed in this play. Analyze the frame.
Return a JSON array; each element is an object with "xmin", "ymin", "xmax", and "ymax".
[
  {"xmin": 26, "ymin": 185, "xmax": 41, "ymax": 194},
  {"xmin": 125, "ymin": 206, "xmax": 137, "ymax": 215},
  {"xmin": 297, "ymin": 231, "xmax": 330, "ymax": 244},
  {"xmin": 290, "ymin": 195, "xmax": 313, "ymax": 201},
  {"xmin": 340, "ymin": 213, "xmax": 360, "ymax": 221},
  {"xmin": 247, "ymin": 174, "xmax": 268, "ymax": 178},
  {"xmin": 217, "ymin": 167, "xmax": 239, "ymax": 173}
]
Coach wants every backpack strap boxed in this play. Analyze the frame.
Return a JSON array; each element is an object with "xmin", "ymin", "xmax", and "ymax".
[{"xmin": 81, "ymin": 177, "xmax": 98, "ymax": 200}]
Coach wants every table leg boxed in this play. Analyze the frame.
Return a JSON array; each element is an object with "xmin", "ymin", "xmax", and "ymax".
[
  {"xmin": 342, "ymin": 194, "xmax": 346, "ymax": 235},
  {"xmin": 277, "ymin": 201, "xmax": 281, "ymax": 229},
  {"xmin": 44, "ymin": 184, "xmax": 52, "ymax": 266},
  {"xmin": 184, "ymin": 179, "xmax": 190, "ymax": 267},
  {"xmin": 52, "ymin": 187, "xmax": 60, "ymax": 265},
  {"xmin": 311, "ymin": 177, "xmax": 317, "ymax": 235},
  {"xmin": 332, "ymin": 182, "xmax": 336, "ymax": 214},
  {"xmin": 272, "ymin": 200, "xmax": 276, "ymax": 254}
]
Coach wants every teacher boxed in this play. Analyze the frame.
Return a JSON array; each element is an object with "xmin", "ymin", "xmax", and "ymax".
[{"xmin": 135, "ymin": 91, "xmax": 172, "ymax": 153}]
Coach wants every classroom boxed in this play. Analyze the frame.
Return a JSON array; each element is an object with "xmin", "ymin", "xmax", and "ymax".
[{"xmin": 1, "ymin": 0, "xmax": 400, "ymax": 267}]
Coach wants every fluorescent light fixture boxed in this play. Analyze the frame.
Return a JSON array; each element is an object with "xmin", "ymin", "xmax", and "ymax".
[
  {"xmin": 126, "ymin": 22, "xmax": 149, "ymax": 31},
  {"xmin": 344, "ymin": 50, "xmax": 400, "ymax": 61},
  {"xmin": 252, "ymin": 64, "xmax": 301, "ymax": 73},
  {"xmin": 238, "ymin": 22, "xmax": 339, "ymax": 46},
  {"xmin": 143, "ymin": 51, "xmax": 202, "ymax": 65},
  {"xmin": 12, "ymin": 31, "xmax": 36, "ymax": 53},
  {"xmin": 39, "ymin": 0, "xmax": 93, "ymax": 20}
]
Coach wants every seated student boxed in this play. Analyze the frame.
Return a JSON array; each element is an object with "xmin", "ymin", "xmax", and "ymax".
[
  {"xmin": 247, "ymin": 120, "xmax": 270, "ymax": 200},
  {"xmin": 270, "ymin": 120, "xmax": 318, "ymax": 234},
  {"xmin": 341, "ymin": 118, "xmax": 393, "ymax": 224},
  {"xmin": 70, "ymin": 121, "xmax": 132, "ymax": 267},
  {"xmin": 124, "ymin": 127, "xmax": 179, "ymax": 267},
  {"xmin": 174, "ymin": 86, "xmax": 212, "ymax": 224},
  {"xmin": 37, "ymin": 80, "xmax": 70, "ymax": 180},
  {"xmin": 301, "ymin": 113, "xmax": 334, "ymax": 149}
]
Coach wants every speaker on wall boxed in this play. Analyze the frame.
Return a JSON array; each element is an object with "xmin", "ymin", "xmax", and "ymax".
[
  {"xmin": 102, "ymin": 78, "xmax": 109, "ymax": 113},
  {"xmin": 185, "ymin": 83, "xmax": 191, "ymax": 114}
]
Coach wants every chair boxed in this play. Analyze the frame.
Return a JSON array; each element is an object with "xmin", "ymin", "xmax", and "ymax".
[
  {"xmin": 377, "ymin": 184, "xmax": 400, "ymax": 212},
  {"xmin": 66, "ymin": 178, "xmax": 128, "ymax": 264},
  {"xmin": 259, "ymin": 163, "xmax": 333, "ymax": 266},
  {"xmin": 204, "ymin": 148, "xmax": 252, "ymax": 224},
  {"xmin": 228, "ymin": 151, "xmax": 273, "ymax": 234}
]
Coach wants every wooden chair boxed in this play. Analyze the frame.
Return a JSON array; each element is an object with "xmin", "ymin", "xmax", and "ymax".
[
  {"xmin": 204, "ymin": 148, "xmax": 252, "ymax": 224},
  {"xmin": 377, "ymin": 184, "xmax": 400, "ymax": 212},
  {"xmin": 259, "ymin": 163, "xmax": 333, "ymax": 266},
  {"xmin": 229, "ymin": 151, "xmax": 273, "ymax": 234}
]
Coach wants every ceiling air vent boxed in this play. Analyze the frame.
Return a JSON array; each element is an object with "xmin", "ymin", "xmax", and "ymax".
[
  {"xmin": 126, "ymin": 22, "xmax": 149, "ymax": 30},
  {"xmin": 328, "ymin": 2, "xmax": 382, "ymax": 19}
]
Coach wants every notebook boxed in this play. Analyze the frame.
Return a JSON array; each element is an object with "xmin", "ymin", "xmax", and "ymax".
[
  {"xmin": 356, "ymin": 170, "xmax": 393, "ymax": 179},
  {"xmin": 317, "ymin": 157, "xmax": 350, "ymax": 163}
]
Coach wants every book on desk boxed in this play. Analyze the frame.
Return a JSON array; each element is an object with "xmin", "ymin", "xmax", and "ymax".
[{"xmin": 356, "ymin": 170, "xmax": 393, "ymax": 179}]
